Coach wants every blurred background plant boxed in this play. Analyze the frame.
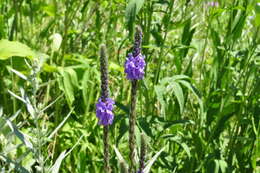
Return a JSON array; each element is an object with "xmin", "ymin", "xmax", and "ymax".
[{"xmin": 0, "ymin": 0, "xmax": 259, "ymax": 172}]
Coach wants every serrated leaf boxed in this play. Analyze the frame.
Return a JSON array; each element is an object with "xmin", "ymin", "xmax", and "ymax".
[{"xmin": 0, "ymin": 39, "xmax": 35, "ymax": 60}]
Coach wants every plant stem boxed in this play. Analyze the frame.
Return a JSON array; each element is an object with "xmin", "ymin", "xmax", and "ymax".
[
  {"xmin": 129, "ymin": 79, "xmax": 138, "ymax": 173},
  {"xmin": 139, "ymin": 133, "xmax": 146, "ymax": 172},
  {"xmin": 103, "ymin": 126, "xmax": 110, "ymax": 173}
]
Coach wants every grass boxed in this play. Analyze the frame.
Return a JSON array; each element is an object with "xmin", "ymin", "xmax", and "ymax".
[{"xmin": 0, "ymin": 0, "xmax": 259, "ymax": 172}]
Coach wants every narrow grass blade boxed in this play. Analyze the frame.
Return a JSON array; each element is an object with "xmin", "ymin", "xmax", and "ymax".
[
  {"xmin": 113, "ymin": 145, "xmax": 128, "ymax": 168},
  {"xmin": 143, "ymin": 147, "xmax": 165, "ymax": 173},
  {"xmin": 5, "ymin": 119, "xmax": 33, "ymax": 149},
  {"xmin": 48, "ymin": 108, "xmax": 73, "ymax": 139}
]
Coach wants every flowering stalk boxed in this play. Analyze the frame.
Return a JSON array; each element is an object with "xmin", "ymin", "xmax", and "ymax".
[
  {"xmin": 124, "ymin": 27, "xmax": 145, "ymax": 173},
  {"xmin": 96, "ymin": 44, "xmax": 115, "ymax": 173}
]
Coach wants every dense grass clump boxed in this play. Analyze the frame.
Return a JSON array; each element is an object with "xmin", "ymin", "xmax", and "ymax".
[{"xmin": 0, "ymin": 0, "xmax": 259, "ymax": 172}]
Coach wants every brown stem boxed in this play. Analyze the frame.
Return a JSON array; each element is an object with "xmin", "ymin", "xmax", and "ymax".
[
  {"xmin": 129, "ymin": 80, "xmax": 138, "ymax": 173},
  {"xmin": 103, "ymin": 126, "xmax": 110, "ymax": 173},
  {"xmin": 139, "ymin": 133, "xmax": 146, "ymax": 172}
]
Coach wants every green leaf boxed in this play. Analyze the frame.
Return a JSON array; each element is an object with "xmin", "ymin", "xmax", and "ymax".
[
  {"xmin": 138, "ymin": 117, "xmax": 154, "ymax": 138},
  {"xmin": 231, "ymin": 12, "xmax": 246, "ymax": 42},
  {"xmin": 65, "ymin": 67, "xmax": 79, "ymax": 88},
  {"xmin": 125, "ymin": 0, "xmax": 144, "ymax": 35},
  {"xmin": 178, "ymin": 80, "xmax": 204, "ymax": 114},
  {"xmin": 218, "ymin": 160, "xmax": 227, "ymax": 173},
  {"xmin": 0, "ymin": 39, "xmax": 35, "ymax": 60},
  {"xmin": 113, "ymin": 145, "xmax": 128, "ymax": 168},
  {"xmin": 143, "ymin": 147, "xmax": 165, "ymax": 173},
  {"xmin": 8, "ymin": 67, "xmax": 28, "ymax": 80},
  {"xmin": 180, "ymin": 143, "xmax": 191, "ymax": 159},
  {"xmin": 154, "ymin": 85, "xmax": 166, "ymax": 115},
  {"xmin": 82, "ymin": 69, "xmax": 90, "ymax": 107},
  {"xmin": 58, "ymin": 67, "xmax": 78, "ymax": 106},
  {"xmin": 255, "ymin": 3, "xmax": 260, "ymax": 14},
  {"xmin": 48, "ymin": 108, "xmax": 73, "ymax": 139},
  {"xmin": 109, "ymin": 62, "xmax": 124, "ymax": 72},
  {"xmin": 125, "ymin": 0, "xmax": 144, "ymax": 22},
  {"xmin": 0, "ymin": 154, "xmax": 30, "ymax": 173},
  {"xmin": 255, "ymin": 13, "xmax": 260, "ymax": 26},
  {"xmin": 163, "ymin": 119, "xmax": 195, "ymax": 130},
  {"xmin": 151, "ymin": 28, "xmax": 164, "ymax": 46},
  {"xmin": 49, "ymin": 135, "xmax": 84, "ymax": 173},
  {"xmin": 170, "ymin": 82, "xmax": 184, "ymax": 114},
  {"xmin": 50, "ymin": 151, "xmax": 67, "ymax": 173},
  {"xmin": 116, "ymin": 117, "xmax": 129, "ymax": 143},
  {"xmin": 0, "ymin": 106, "xmax": 2, "ymax": 117},
  {"xmin": 214, "ymin": 160, "xmax": 220, "ymax": 173},
  {"xmin": 160, "ymin": 75, "xmax": 189, "ymax": 85},
  {"xmin": 6, "ymin": 119, "xmax": 33, "ymax": 149}
]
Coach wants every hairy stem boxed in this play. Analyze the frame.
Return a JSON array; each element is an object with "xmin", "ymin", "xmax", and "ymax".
[
  {"xmin": 139, "ymin": 133, "xmax": 146, "ymax": 172},
  {"xmin": 103, "ymin": 126, "xmax": 110, "ymax": 172},
  {"xmin": 129, "ymin": 80, "xmax": 138, "ymax": 173}
]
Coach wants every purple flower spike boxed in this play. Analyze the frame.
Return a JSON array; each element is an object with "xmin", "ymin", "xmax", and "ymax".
[
  {"xmin": 124, "ymin": 53, "xmax": 146, "ymax": 80},
  {"xmin": 96, "ymin": 98, "xmax": 115, "ymax": 126}
]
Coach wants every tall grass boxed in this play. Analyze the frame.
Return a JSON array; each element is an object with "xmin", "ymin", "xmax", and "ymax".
[{"xmin": 0, "ymin": 0, "xmax": 259, "ymax": 172}]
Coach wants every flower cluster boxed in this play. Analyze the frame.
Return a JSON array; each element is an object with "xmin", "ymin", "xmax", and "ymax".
[
  {"xmin": 124, "ymin": 53, "xmax": 146, "ymax": 80},
  {"xmin": 96, "ymin": 98, "xmax": 115, "ymax": 126}
]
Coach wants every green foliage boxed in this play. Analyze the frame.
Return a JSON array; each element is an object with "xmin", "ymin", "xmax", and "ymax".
[
  {"xmin": 0, "ymin": 40, "xmax": 35, "ymax": 60},
  {"xmin": 0, "ymin": 0, "xmax": 259, "ymax": 172}
]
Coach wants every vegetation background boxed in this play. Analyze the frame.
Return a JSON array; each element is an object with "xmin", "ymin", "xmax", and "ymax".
[{"xmin": 0, "ymin": 0, "xmax": 259, "ymax": 172}]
